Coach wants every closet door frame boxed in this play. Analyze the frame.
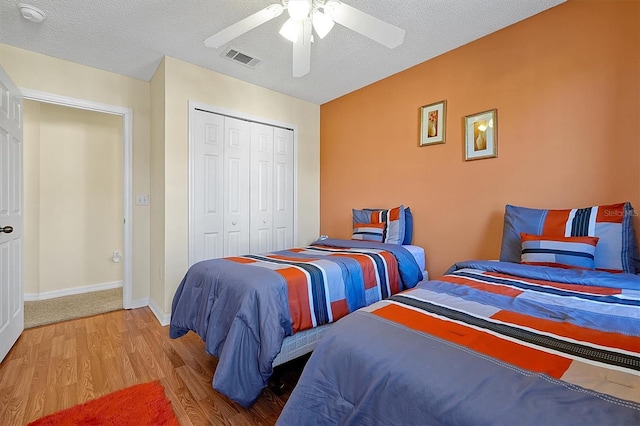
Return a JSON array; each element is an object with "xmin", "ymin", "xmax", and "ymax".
[{"xmin": 187, "ymin": 101, "xmax": 298, "ymax": 267}]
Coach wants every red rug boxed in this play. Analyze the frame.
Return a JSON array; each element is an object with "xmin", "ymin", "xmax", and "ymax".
[{"xmin": 28, "ymin": 381, "xmax": 180, "ymax": 426}]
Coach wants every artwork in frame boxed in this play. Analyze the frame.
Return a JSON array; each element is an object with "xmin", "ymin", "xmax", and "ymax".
[
  {"xmin": 420, "ymin": 100, "xmax": 446, "ymax": 146},
  {"xmin": 464, "ymin": 109, "xmax": 497, "ymax": 161}
]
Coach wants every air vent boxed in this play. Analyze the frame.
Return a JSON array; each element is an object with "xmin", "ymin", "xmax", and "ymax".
[{"xmin": 222, "ymin": 47, "xmax": 262, "ymax": 68}]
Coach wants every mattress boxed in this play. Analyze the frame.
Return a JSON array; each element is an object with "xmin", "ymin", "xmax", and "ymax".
[
  {"xmin": 403, "ymin": 244, "xmax": 425, "ymax": 272},
  {"xmin": 274, "ymin": 243, "xmax": 427, "ymax": 367}
]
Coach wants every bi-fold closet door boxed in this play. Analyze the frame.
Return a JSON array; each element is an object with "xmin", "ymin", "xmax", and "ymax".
[{"xmin": 192, "ymin": 109, "xmax": 294, "ymax": 263}]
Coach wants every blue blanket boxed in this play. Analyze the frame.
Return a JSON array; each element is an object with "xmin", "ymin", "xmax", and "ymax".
[
  {"xmin": 169, "ymin": 239, "xmax": 422, "ymax": 407},
  {"xmin": 277, "ymin": 261, "xmax": 640, "ymax": 425}
]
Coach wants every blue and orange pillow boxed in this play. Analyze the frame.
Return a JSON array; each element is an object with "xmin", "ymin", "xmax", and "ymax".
[
  {"xmin": 352, "ymin": 222, "xmax": 386, "ymax": 242},
  {"xmin": 501, "ymin": 202, "xmax": 639, "ymax": 273},
  {"xmin": 520, "ymin": 233, "xmax": 599, "ymax": 270},
  {"xmin": 363, "ymin": 206, "xmax": 413, "ymax": 245},
  {"xmin": 353, "ymin": 205, "xmax": 407, "ymax": 245}
]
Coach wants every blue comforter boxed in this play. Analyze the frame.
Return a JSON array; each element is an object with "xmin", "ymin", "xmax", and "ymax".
[
  {"xmin": 169, "ymin": 239, "xmax": 422, "ymax": 407},
  {"xmin": 277, "ymin": 261, "xmax": 640, "ymax": 425}
]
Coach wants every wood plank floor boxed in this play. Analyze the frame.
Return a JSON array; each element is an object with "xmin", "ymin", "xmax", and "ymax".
[{"xmin": 0, "ymin": 307, "xmax": 307, "ymax": 425}]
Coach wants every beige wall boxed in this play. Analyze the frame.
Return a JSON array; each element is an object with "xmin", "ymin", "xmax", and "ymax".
[
  {"xmin": 1, "ymin": 44, "xmax": 320, "ymax": 316},
  {"xmin": 1, "ymin": 43, "xmax": 151, "ymax": 303},
  {"xmin": 320, "ymin": 0, "xmax": 640, "ymax": 277},
  {"xmin": 23, "ymin": 100, "xmax": 123, "ymax": 294},
  {"xmin": 158, "ymin": 56, "xmax": 321, "ymax": 312},
  {"xmin": 149, "ymin": 58, "xmax": 166, "ymax": 312},
  {"xmin": 23, "ymin": 101, "xmax": 40, "ymax": 294}
]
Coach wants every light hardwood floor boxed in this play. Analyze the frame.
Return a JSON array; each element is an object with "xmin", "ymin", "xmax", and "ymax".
[{"xmin": 0, "ymin": 307, "xmax": 305, "ymax": 425}]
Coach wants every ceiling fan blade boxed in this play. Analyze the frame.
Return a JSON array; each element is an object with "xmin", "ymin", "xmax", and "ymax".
[
  {"xmin": 325, "ymin": 1, "xmax": 405, "ymax": 49},
  {"xmin": 204, "ymin": 4, "xmax": 284, "ymax": 48},
  {"xmin": 292, "ymin": 19, "xmax": 312, "ymax": 77}
]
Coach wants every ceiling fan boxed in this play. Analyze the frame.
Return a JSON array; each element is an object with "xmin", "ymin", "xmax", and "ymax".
[{"xmin": 204, "ymin": 0, "xmax": 405, "ymax": 77}]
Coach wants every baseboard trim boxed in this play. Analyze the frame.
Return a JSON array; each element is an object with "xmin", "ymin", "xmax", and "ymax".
[
  {"xmin": 25, "ymin": 281, "xmax": 123, "ymax": 301},
  {"xmin": 148, "ymin": 297, "xmax": 171, "ymax": 326},
  {"xmin": 127, "ymin": 297, "xmax": 149, "ymax": 310}
]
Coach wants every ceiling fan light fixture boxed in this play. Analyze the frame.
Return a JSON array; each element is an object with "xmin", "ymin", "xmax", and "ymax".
[
  {"xmin": 323, "ymin": 0, "xmax": 341, "ymax": 19},
  {"xmin": 287, "ymin": 0, "xmax": 311, "ymax": 21},
  {"xmin": 279, "ymin": 18, "xmax": 301, "ymax": 43},
  {"xmin": 311, "ymin": 10, "xmax": 334, "ymax": 39}
]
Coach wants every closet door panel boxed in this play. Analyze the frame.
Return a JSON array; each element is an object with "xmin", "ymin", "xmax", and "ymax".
[
  {"xmin": 250, "ymin": 122, "xmax": 273, "ymax": 254},
  {"xmin": 273, "ymin": 128, "xmax": 294, "ymax": 251},
  {"xmin": 191, "ymin": 107, "xmax": 295, "ymax": 264},
  {"xmin": 223, "ymin": 117, "xmax": 250, "ymax": 257},
  {"xmin": 193, "ymin": 110, "xmax": 224, "ymax": 262}
]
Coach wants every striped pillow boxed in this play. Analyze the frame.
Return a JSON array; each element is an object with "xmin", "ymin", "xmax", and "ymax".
[
  {"xmin": 501, "ymin": 202, "xmax": 639, "ymax": 273},
  {"xmin": 352, "ymin": 222, "xmax": 386, "ymax": 242},
  {"xmin": 520, "ymin": 233, "xmax": 599, "ymax": 270},
  {"xmin": 353, "ymin": 205, "xmax": 405, "ymax": 245}
]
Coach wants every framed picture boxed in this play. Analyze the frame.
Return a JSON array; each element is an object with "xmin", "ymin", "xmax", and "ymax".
[
  {"xmin": 464, "ymin": 109, "xmax": 497, "ymax": 161},
  {"xmin": 420, "ymin": 100, "xmax": 446, "ymax": 146}
]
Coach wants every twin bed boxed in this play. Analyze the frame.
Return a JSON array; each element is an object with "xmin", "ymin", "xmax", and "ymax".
[
  {"xmin": 171, "ymin": 202, "xmax": 640, "ymax": 424},
  {"xmin": 170, "ymin": 204, "xmax": 423, "ymax": 407},
  {"xmin": 278, "ymin": 260, "xmax": 640, "ymax": 424}
]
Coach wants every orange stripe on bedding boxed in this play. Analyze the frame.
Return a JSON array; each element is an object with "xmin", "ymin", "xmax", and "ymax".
[
  {"xmin": 543, "ymin": 209, "xmax": 572, "ymax": 236},
  {"xmin": 439, "ymin": 275, "xmax": 523, "ymax": 297},
  {"xmin": 370, "ymin": 211, "xmax": 382, "ymax": 224},
  {"xmin": 226, "ymin": 257, "xmax": 257, "ymax": 264},
  {"xmin": 276, "ymin": 267, "xmax": 312, "ymax": 333},
  {"xmin": 388, "ymin": 206, "xmax": 400, "ymax": 221},
  {"xmin": 596, "ymin": 203, "xmax": 624, "ymax": 223},
  {"xmin": 595, "ymin": 268, "xmax": 624, "ymax": 274},
  {"xmin": 492, "ymin": 310, "xmax": 640, "ymax": 354},
  {"xmin": 484, "ymin": 272, "xmax": 622, "ymax": 295},
  {"xmin": 330, "ymin": 299, "xmax": 349, "ymax": 321},
  {"xmin": 373, "ymin": 304, "xmax": 571, "ymax": 378}
]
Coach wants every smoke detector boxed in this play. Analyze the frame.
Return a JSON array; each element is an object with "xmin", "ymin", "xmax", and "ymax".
[{"xmin": 18, "ymin": 4, "xmax": 46, "ymax": 23}]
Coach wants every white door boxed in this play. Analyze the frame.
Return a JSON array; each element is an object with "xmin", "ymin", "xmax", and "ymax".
[
  {"xmin": 273, "ymin": 127, "xmax": 294, "ymax": 250},
  {"xmin": 250, "ymin": 122, "xmax": 273, "ymax": 253},
  {"xmin": 0, "ymin": 66, "xmax": 23, "ymax": 363},
  {"xmin": 192, "ymin": 110, "xmax": 224, "ymax": 263},
  {"xmin": 223, "ymin": 117, "xmax": 250, "ymax": 257}
]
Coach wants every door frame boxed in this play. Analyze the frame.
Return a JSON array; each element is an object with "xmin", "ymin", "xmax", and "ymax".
[
  {"xmin": 187, "ymin": 100, "xmax": 299, "ymax": 267},
  {"xmin": 20, "ymin": 88, "xmax": 134, "ymax": 309}
]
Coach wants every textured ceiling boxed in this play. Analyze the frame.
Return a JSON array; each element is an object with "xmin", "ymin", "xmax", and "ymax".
[{"xmin": 0, "ymin": 0, "xmax": 566, "ymax": 105}]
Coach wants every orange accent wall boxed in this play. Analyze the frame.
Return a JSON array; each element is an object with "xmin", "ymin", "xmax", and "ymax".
[{"xmin": 319, "ymin": 0, "xmax": 640, "ymax": 278}]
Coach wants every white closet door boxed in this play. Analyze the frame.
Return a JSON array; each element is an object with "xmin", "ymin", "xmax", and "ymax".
[
  {"xmin": 273, "ymin": 127, "xmax": 294, "ymax": 251},
  {"xmin": 250, "ymin": 122, "xmax": 274, "ymax": 254},
  {"xmin": 0, "ymin": 66, "xmax": 23, "ymax": 363},
  {"xmin": 223, "ymin": 117, "xmax": 251, "ymax": 257},
  {"xmin": 189, "ymin": 104, "xmax": 296, "ymax": 264},
  {"xmin": 193, "ymin": 110, "xmax": 224, "ymax": 262}
]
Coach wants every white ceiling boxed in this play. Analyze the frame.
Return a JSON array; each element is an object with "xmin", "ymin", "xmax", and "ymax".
[{"xmin": 0, "ymin": 0, "xmax": 566, "ymax": 105}]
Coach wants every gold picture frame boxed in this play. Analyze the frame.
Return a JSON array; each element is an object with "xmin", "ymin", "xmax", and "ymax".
[
  {"xmin": 420, "ymin": 100, "xmax": 446, "ymax": 146},
  {"xmin": 464, "ymin": 109, "xmax": 497, "ymax": 160}
]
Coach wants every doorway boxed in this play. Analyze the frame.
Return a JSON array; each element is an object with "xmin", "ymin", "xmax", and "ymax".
[
  {"xmin": 22, "ymin": 100, "xmax": 123, "ymax": 327},
  {"xmin": 20, "ymin": 89, "xmax": 133, "ymax": 314}
]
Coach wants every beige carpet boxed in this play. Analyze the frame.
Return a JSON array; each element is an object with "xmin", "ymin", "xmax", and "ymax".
[{"xmin": 24, "ymin": 288, "xmax": 123, "ymax": 329}]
